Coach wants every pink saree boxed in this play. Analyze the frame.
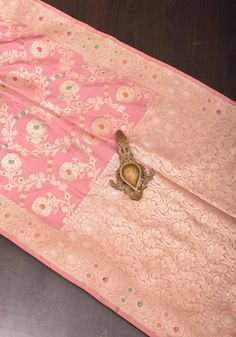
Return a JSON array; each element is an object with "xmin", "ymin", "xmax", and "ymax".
[{"xmin": 0, "ymin": 1, "xmax": 236, "ymax": 336}]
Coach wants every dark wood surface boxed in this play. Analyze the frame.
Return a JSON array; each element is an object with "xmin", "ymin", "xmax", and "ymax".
[
  {"xmin": 44, "ymin": 0, "xmax": 236, "ymax": 100},
  {"xmin": 0, "ymin": 1, "xmax": 235, "ymax": 337}
]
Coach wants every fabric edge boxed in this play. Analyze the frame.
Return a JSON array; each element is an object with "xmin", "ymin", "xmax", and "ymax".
[{"xmin": 0, "ymin": 227, "xmax": 157, "ymax": 337}]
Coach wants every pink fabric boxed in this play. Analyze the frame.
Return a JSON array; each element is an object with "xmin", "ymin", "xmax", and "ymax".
[{"xmin": 0, "ymin": 1, "xmax": 235, "ymax": 336}]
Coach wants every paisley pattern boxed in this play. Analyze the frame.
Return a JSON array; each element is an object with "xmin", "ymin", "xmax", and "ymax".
[
  {"xmin": 64, "ymin": 154, "xmax": 236, "ymax": 337},
  {"xmin": 0, "ymin": 1, "xmax": 235, "ymax": 337}
]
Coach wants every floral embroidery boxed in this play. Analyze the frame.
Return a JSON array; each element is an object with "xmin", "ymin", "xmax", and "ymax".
[
  {"xmin": 0, "ymin": 49, "xmax": 27, "ymax": 67},
  {"xmin": 46, "ymin": 192, "xmax": 76, "ymax": 223},
  {"xmin": 26, "ymin": 118, "xmax": 47, "ymax": 137},
  {"xmin": 91, "ymin": 117, "xmax": 112, "ymax": 136},
  {"xmin": 5, "ymin": 67, "xmax": 50, "ymax": 102},
  {"xmin": 0, "ymin": 104, "xmax": 28, "ymax": 156},
  {"xmin": 137, "ymin": 301, "xmax": 143, "ymax": 308},
  {"xmin": 59, "ymin": 80, "xmax": 79, "ymax": 97},
  {"xmin": 116, "ymin": 86, "xmax": 136, "ymax": 103},
  {"xmin": 30, "ymin": 40, "xmax": 50, "ymax": 58},
  {"xmin": 1, "ymin": 153, "xmax": 22, "ymax": 171},
  {"xmin": 32, "ymin": 196, "xmax": 53, "ymax": 216},
  {"xmin": 6, "ymin": 71, "xmax": 28, "ymax": 86},
  {"xmin": 59, "ymin": 162, "xmax": 79, "ymax": 181}
]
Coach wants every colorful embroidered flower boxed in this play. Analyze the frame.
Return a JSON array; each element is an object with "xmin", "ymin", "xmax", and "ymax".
[
  {"xmin": 59, "ymin": 80, "xmax": 79, "ymax": 97},
  {"xmin": 91, "ymin": 117, "xmax": 112, "ymax": 136},
  {"xmin": 6, "ymin": 71, "xmax": 27, "ymax": 86},
  {"xmin": 26, "ymin": 119, "xmax": 47, "ymax": 137},
  {"xmin": 116, "ymin": 86, "xmax": 136, "ymax": 103},
  {"xmin": 30, "ymin": 40, "xmax": 50, "ymax": 58},
  {"xmin": 59, "ymin": 162, "xmax": 79, "ymax": 181},
  {"xmin": 32, "ymin": 197, "xmax": 53, "ymax": 216},
  {"xmin": 1, "ymin": 153, "xmax": 22, "ymax": 172}
]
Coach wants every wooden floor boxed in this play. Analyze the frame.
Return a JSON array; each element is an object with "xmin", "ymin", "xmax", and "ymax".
[{"xmin": 0, "ymin": 1, "xmax": 235, "ymax": 337}]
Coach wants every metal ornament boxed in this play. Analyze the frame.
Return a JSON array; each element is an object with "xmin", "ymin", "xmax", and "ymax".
[{"xmin": 110, "ymin": 130, "xmax": 154, "ymax": 200}]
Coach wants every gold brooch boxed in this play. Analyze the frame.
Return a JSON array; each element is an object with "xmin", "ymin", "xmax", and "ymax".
[{"xmin": 110, "ymin": 130, "xmax": 154, "ymax": 200}]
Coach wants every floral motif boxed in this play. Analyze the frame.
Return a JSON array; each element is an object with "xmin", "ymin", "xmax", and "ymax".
[
  {"xmin": 6, "ymin": 71, "xmax": 27, "ymax": 86},
  {"xmin": 58, "ymin": 80, "xmax": 79, "ymax": 97},
  {"xmin": 116, "ymin": 86, "xmax": 136, "ymax": 103},
  {"xmin": 59, "ymin": 162, "xmax": 79, "ymax": 181},
  {"xmin": 26, "ymin": 118, "xmax": 47, "ymax": 137},
  {"xmin": 91, "ymin": 117, "xmax": 112, "ymax": 136},
  {"xmin": 32, "ymin": 196, "xmax": 53, "ymax": 216},
  {"xmin": 1, "ymin": 153, "xmax": 22, "ymax": 172},
  {"xmin": 0, "ymin": 49, "xmax": 27, "ymax": 67},
  {"xmin": 30, "ymin": 40, "xmax": 50, "ymax": 58}
]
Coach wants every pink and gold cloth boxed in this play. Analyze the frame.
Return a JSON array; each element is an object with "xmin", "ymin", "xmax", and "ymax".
[{"xmin": 0, "ymin": 1, "xmax": 236, "ymax": 336}]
